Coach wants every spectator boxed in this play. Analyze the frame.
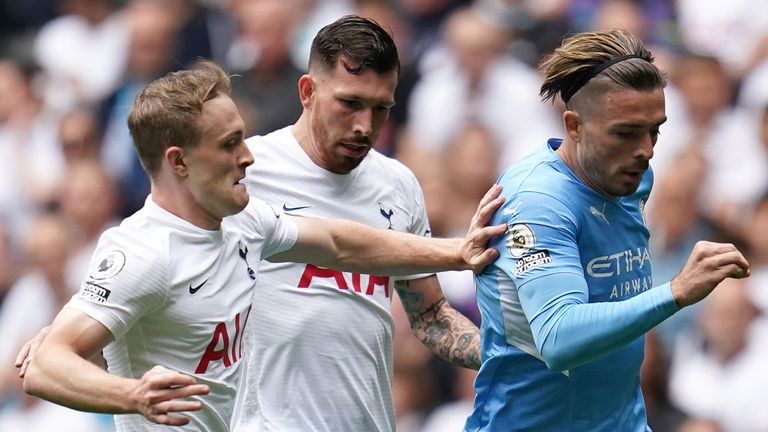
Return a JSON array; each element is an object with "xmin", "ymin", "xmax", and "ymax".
[
  {"xmin": 33, "ymin": 0, "xmax": 130, "ymax": 109},
  {"xmin": 227, "ymin": 0, "xmax": 304, "ymax": 135},
  {"xmin": 668, "ymin": 277, "xmax": 768, "ymax": 432},
  {"xmin": 402, "ymin": 5, "xmax": 559, "ymax": 177},
  {"xmin": 0, "ymin": 59, "xmax": 65, "ymax": 241},
  {"xmin": 58, "ymin": 160, "xmax": 119, "ymax": 292},
  {"xmin": 99, "ymin": 0, "xmax": 179, "ymax": 216},
  {"xmin": 58, "ymin": 108, "xmax": 101, "ymax": 164}
]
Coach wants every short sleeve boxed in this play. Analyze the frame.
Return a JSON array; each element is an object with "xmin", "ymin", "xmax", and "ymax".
[
  {"xmin": 394, "ymin": 164, "xmax": 433, "ymax": 282},
  {"xmin": 239, "ymin": 199, "xmax": 299, "ymax": 259},
  {"xmin": 66, "ymin": 229, "xmax": 169, "ymax": 340}
]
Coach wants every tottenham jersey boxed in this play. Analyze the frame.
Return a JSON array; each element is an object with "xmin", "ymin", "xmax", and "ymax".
[
  {"xmin": 467, "ymin": 139, "xmax": 656, "ymax": 431},
  {"xmin": 230, "ymin": 126, "xmax": 431, "ymax": 432},
  {"xmin": 67, "ymin": 196, "xmax": 297, "ymax": 431}
]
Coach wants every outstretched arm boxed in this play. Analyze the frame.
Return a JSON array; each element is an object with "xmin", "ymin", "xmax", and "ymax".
[
  {"xmin": 23, "ymin": 308, "xmax": 210, "ymax": 426},
  {"xmin": 396, "ymin": 276, "xmax": 481, "ymax": 370},
  {"xmin": 524, "ymin": 241, "xmax": 750, "ymax": 372},
  {"xmin": 269, "ymin": 184, "xmax": 506, "ymax": 275}
]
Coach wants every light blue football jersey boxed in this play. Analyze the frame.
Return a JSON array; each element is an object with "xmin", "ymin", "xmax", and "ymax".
[{"xmin": 466, "ymin": 139, "xmax": 678, "ymax": 431}]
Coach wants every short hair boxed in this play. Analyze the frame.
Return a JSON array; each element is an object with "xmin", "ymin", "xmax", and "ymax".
[
  {"xmin": 308, "ymin": 15, "xmax": 399, "ymax": 75},
  {"xmin": 539, "ymin": 29, "xmax": 667, "ymax": 106},
  {"xmin": 127, "ymin": 60, "xmax": 231, "ymax": 176}
]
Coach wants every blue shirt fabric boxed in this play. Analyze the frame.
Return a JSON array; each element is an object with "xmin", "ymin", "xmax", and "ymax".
[{"xmin": 466, "ymin": 139, "xmax": 679, "ymax": 432}]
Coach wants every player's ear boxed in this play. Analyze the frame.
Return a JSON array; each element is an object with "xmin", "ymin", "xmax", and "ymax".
[
  {"xmin": 165, "ymin": 146, "xmax": 189, "ymax": 177},
  {"xmin": 298, "ymin": 74, "xmax": 314, "ymax": 109},
  {"xmin": 563, "ymin": 110, "xmax": 581, "ymax": 145}
]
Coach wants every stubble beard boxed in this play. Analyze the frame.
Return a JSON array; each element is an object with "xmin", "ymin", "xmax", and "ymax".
[{"xmin": 579, "ymin": 153, "xmax": 637, "ymax": 198}]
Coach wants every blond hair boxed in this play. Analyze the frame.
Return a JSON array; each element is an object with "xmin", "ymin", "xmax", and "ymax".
[{"xmin": 127, "ymin": 60, "xmax": 231, "ymax": 176}]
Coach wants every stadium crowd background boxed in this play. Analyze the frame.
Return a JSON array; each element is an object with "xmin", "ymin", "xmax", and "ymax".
[{"xmin": 0, "ymin": 0, "xmax": 767, "ymax": 431}]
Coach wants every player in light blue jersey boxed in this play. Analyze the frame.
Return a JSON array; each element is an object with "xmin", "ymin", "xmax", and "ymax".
[{"xmin": 466, "ymin": 29, "xmax": 751, "ymax": 431}]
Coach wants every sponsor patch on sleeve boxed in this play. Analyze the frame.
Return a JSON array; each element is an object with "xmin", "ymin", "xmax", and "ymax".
[
  {"xmin": 507, "ymin": 224, "xmax": 535, "ymax": 258},
  {"xmin": 514, "ymin": 250, "xmax": 552, "ymax": 275},
  {"xmin": 79, "ymin": 282, "xmax": 112, "ymax": 303}
]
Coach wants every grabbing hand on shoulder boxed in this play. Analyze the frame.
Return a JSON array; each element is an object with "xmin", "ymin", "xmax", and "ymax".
[
  {"xmin": 459, "ymin": 183, "xmax": 508, "ymax": 273},
  {"xmin": 671, "ymin": 241, "xmax": 750, "ymax": 308}
]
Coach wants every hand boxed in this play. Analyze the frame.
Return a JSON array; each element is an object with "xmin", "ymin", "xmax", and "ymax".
[
  {"xmin": 130, "ymin": 365, "xmax": 211, "ymax": 426},
  {"xmin": 15, "ymin": 326, "xmax": 50, "ymax": 378},
  {"xmin": 459, "ymin": 184, "xmax": 508, "ymax": 273},
  {"xmin": 671, "ymin": 241, "xmax": 750, "ymax": 308}
]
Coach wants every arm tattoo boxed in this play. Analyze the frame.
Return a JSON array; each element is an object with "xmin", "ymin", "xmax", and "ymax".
[{"xmin": 395, "ymin": 280, "xmax": 481, "ymax": 370}]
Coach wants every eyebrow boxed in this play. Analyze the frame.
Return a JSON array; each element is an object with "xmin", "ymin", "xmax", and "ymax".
[
  {"xmin": 219, "ymin": 130, "xmax": 244, "ymax": 143},
  {"xmin": 612, "ymin": 117, "xmax": 668, "ymax": 129},
  {"xmin": 337, "ymin": 93, "xmax": 396, "ymax": 108}
]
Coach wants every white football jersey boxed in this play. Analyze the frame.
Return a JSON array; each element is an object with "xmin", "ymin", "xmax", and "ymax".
[
  {"xmin": 231, "ymin": 126, "xmax": 431, "ymax": 432},
  {"xmin": 67, "ymin": 196, "xmax": 297, "ymax": 431}
]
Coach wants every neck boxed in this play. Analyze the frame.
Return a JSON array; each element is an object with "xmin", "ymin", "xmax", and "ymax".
[
  {"xmin": 291, "ymin": 114, "xmax": 326, "ymax": 170},
  {"xmin": 150, "ymin": 177, "xmax": 222, "ymax": 230},
  {"xmin": 555, "ymin": 139, "xmax": 615, "ymax": 199}
]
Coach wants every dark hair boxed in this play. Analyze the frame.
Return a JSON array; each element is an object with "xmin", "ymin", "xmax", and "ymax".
[
  {"xmin": 309, "ymin": 15, "xmax": 399, "ymax": 75},
  {"xmin": 539, "ymin": 29, "xmax": 667, "ymax": 105},
  {"xmin": 128, "ymin": 60, "xmax": 231, "ymax": 176}
]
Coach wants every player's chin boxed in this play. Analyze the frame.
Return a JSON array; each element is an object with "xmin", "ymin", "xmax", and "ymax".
[
  {"xmin": 231, "ymin": 187, "xmax": 250, "ymax": 211},
  {"xmin": 337, "ymin": 155, "xmax": 366, "ymax": 173},
  {"xmin": 611, "ymin": 177, "xmax": 642, "ymax": 197}
]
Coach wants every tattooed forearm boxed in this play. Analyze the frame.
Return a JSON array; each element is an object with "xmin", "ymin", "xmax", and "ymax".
[
  {"xmin": 418, "ymin": 297, "xmax": 447, "ymax": 321},
  {"xmin": 396, "ymin": 280, "xmax": 481, "ymax": 370}
]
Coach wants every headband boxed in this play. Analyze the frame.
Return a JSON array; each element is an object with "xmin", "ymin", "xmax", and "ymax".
[{"xmin": 560, "ymin": 54, "xmax": 644, "ymax": 103}]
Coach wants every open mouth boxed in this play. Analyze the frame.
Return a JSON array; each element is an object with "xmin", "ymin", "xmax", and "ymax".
[{"xmin": 339, "ymin": 142, "xmax": 370, "ymax": 158}]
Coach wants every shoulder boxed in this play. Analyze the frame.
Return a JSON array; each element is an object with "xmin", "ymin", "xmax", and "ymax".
[
  {"xmin": 101, "ymin": 213, "xmax": 168, "ymax": 258},
  {"xmin": 227, "ymin": 198, "xmax": 285, "ymax": 236},
  {"xmin": 239, "ymin": 198, "xmax": 280, "ymax": 222},
  {"xmin": 363, "ymin": 150, "xmax": 421, "ymax": 188},
  {"xmin": 494, "ymin": 148, "xmax": 582, "ymax": 229},
  {"xmin": 88, "ymin": 216, "xmax": 170, "ymax": 281},
  {"xmin": 495, "ymin": 189, "xmax": 579, "ymax": 228},
  {"xmin": 498, "ymin": 147, "xmax": 574, "ymax": 198},
  {"xmin": 79, "ymin": 225, "xmax": 169, "ymax": 305},
  {"xmin": 84, "ymin": 204, "xmax": 181, "ymax": 284},
  {"xmin": 245, "ymin": 127, "xmax": 291, "ymax": 154},
  {"xmin": 244, "ymin": 133, "xmax": 270, "ymax": 156}
]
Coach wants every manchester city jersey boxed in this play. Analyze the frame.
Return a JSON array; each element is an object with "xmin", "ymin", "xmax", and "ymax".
[{"xmin": 467, "ymin": 139, "xmax": 677, "ymax": 431}]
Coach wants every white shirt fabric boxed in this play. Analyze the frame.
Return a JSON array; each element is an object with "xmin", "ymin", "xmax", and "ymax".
[
  {"xmin": 231, "ymin": 126, "xmax": 431, "ymax": 432},
  {"xmin": 668, "ymin": 319, "xmax": 768, "ymax": 432},
  {"xmin": 67, "ymin": 196, "xmax": 298, "ymax": 431}
]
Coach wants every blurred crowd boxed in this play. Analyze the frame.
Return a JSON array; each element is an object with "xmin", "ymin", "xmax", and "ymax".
[{"xmin": 1, "ymin": 0, "xmax": 768, "ymax": 431}]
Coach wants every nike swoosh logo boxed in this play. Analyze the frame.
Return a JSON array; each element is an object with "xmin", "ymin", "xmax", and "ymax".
[
  {"xmin": 282, "ymin": 204, "xmax": 311, "ymax": 212},
  {"xmin": 189, "ymin": 279, "xmax": 208, "ymax": 295}
]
